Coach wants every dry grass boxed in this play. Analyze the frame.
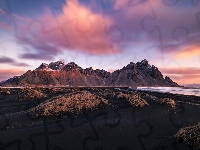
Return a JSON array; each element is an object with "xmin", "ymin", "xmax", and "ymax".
[
  {"xmin": 48, "ymin": 88, "xmax": 74, "ymax": 94},
  {"xmin": 94, "ymin": 90, "xmax": 149, "ymax": 108},
  {"xmin": 0, "ymin": 88, "xmax": 10, "ymax": 95},
  {"xmin": 174, "ymin": 123, "xmax": 200, "ymax": 148},
  {"xmin": 30, "ymin": 91, "xmax": 109, "ymax": 116},
  {"xmin": 160, "ymin": 98, "xmax": 176, "ymax": 108},
  {"xmin": 48, "ymin": 88, "xmax": 66, "ymax": 94},
  {"xmin": 34, "ymin": 86, "xmax": 45, "ymax": 92},
  {"xmin": 116, "ymin": 92, "xmax": 149, "ymax": 108},
  {"xmin": 15, "ymin": 88, "xmax": 46, "ymax": 101}
]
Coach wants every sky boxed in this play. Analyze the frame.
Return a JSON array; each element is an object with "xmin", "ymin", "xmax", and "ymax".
[{"xmin": 0, "ymin": 0, "xmax": 200, "ymax": 85}]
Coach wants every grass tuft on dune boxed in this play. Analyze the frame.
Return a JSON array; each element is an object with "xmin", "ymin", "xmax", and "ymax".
[
  {"xmin": 15, "ymin": 88, "xmax": 46, "ymax": 101},
  {"xmin": 160, "ymin": 98, "xmax": 176, "ymax": 108},
  {"xmin": 29, "ymin": 91, "xmax": 109, "ymax": 117},
  {"xmin": 174, "ymin": 123, "xmax": 200, "ymax": 148}
]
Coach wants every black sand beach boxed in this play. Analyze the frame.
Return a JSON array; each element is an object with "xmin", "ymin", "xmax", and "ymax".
[{"xmin": 0, "ymin": 87, "xmax": 200, "ymax": 150}]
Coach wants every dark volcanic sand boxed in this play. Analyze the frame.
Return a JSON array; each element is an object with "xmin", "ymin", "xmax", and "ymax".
[{"xmin": 0, "ymin": 87, "xmax": 200, "ymax": 150}]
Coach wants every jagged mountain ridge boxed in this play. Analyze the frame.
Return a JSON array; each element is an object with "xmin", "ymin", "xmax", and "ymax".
[{"xmin": 5, "ymin": 59, "xmax": 179, "ymax": 87}]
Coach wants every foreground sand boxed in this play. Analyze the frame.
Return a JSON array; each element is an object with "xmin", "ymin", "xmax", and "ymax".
[{"xmin": 0, "ymin": 87, "xmax": 199, "ymax": 150}]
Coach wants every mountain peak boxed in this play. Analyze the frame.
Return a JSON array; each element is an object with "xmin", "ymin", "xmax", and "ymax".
[
  {"xmin": 50, "ymin": 61, "xmax": 65, "ymax": 65},
  {"xmin": 121, "ymin": 62, "xmax": 137, "ymax": 71},
  {"xmin": 62, "ymin": 62, "xmax": 82, "ymax": 71},
  {"xmin": 136, "ymin": 59, "xmax": 152, "ymax": 70},
  {"xmin": 137, "ymin": 59, "xmax": 149, "ymax": 66},
  {"xmin": 36, "ymin": 61, "xmax": 65, "ymax": 71},
  {"xmin": 66, "ymin": 62, "xmax": 78, "ymax": 66},
  {"xmin": 141, "ymin": 59, "xmax": 148, "ymax": 65},
  {"xmin": 36, "ymin": 63, "xmax": 49, "ymax": 70},
  {"xmin": 49, "ymin": 61, "xmax": 65, "ymax": 70}
]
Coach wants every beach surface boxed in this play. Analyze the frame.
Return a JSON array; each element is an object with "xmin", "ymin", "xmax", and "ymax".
[{"xmin": 0, "ymin": 87, "xmax": 199, "ymax": 150}]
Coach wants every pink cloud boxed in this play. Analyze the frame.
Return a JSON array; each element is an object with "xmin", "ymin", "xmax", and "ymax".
[
  {"xmin": 0, "ymin": 22, "xmax": 9, "ymax": 29},
  {"xmin": 175, "ymin": 46, "xmax": 200, "ymax": 59},
  {"xmin": 159, "ymin": 67, "xmax": 200, "ymax": 75},
  {"xmin": 168, "ymin": 74, "xmax": 200, "ymax": 84},
  {"xmin": 2, "ymin": 0, "xmax": 200, "ymax": 60},
  {"xmin": 113, "ymin": 0, "xmax": 200, "ymax": 53},
  {"xmin": 0, "ymin": 69, "xmax": 25, "ymax": 74},
  {"xmin": 16, "ymin": 0, "xmax": 119, "ymax": 57}
]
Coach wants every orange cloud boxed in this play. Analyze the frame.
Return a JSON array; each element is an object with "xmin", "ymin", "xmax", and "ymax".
[
  {"xmin": 175, "ymin": 46, "xmax": 200, "ymax": 59},
  {"xmin": 0, "ymin": 69, "xmax": 25, "ymax": 81},
  {"xmin": 159, "ymin": 67, "xmax": 200, "ymax": 84},
  {"xmin": 169, "ymin": 74, "xmax": 200, "ymax": 85},
  {"xmin": 0, "ymin": 69, "xmax": 26, "ymax": 74},
  {"xmin": 160, "ymin": 67, "xmax": 200, "ymax": 75}
]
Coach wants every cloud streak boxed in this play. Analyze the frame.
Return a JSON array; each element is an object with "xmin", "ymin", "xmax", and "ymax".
[
  {"xmin": 169, "ymin": 74, "xmax": 200, "ymax": 85},
  {"xmin": 160, "ymin": 67, "xmax": 200, "ymax": 75},
  {"xmin": 0, "ymin": 69, "xmax": 26, "ymax": 81},
  {"xmin": 0, "ymin": 56, "xmax": 30, "ymax": 67},
  {"xmin": 160, "ymin": 67, "xmax": 200, "ymax": 84},
  {"xmin": 175, "ymin": 46, "xmax": 200, "ymax": 59}
]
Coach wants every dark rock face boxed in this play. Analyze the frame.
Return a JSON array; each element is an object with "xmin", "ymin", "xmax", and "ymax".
[
  {"xmin": 36, "ymin": 61, "xmax": 65, "ymax": 71},
  {"xmin": 62, "ymin": 62, "xmax": 82, "ymax": 71},
  {"xmin": 107, "ymin": 59, "xmax": 178, "ymax": 86},
  {"xmin": 6, "ymin": 60, "xmax": 179, "ymax": 87},
  {"xmin": 36, "ymin": 63, "xmax": 49, "ymax": 70},
  {"xmin": 48, "ymin": 61, "xmax": 65, "ymax": 70}
]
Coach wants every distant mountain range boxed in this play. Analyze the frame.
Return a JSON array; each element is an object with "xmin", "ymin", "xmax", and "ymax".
[
  {"xmin": 183, "ymin": 84, "xmax": 200, "ymax": 88},
  {"xmin": 0, "ymin": 59, "xmax": 179, "ymax": 87}
]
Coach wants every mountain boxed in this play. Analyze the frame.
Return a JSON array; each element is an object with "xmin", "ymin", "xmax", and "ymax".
[
  {"xmin": 3, "ymin": 60, "xmax": 179, "ymax": 87},
  {"xmin": 107, "ymin": 60, "xmax": 178, "ymax": 86},
  {"xmin": 0, "ymin": 76, "xmax": 20, "ymax": 86}
]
